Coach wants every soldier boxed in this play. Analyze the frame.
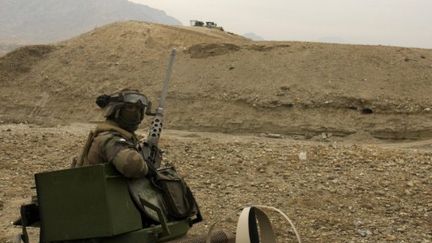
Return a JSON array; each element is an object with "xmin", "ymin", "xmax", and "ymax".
[{"xmin": 74, "ymin": 89, "xmax": 151, "ymax": 178}]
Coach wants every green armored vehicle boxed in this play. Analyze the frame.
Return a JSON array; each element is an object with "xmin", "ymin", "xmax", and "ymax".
[{"xmin": 15, "ymin": 163, "xmax": 221, "ymax": 243}]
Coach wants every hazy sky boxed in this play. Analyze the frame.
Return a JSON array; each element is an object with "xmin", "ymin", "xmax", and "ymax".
[{"xmin": 130, "ymin": 0, "xmax": 432, "ymax": 49}]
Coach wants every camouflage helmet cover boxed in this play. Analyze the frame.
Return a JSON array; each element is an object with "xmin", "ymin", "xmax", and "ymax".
[{"xmin": 96, "ymin": 89, "xmax": 150, "ymax": 118}]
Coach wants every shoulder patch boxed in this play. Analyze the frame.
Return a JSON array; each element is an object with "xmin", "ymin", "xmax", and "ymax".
[{"xmin": 113, "ymin": 136, "xmax": 135, "ymax": 147}]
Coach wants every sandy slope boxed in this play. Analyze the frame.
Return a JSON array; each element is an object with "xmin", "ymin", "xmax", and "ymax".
[{"xmin": 1, "ymin": 21, "xmax": 432, "ymax": 140}]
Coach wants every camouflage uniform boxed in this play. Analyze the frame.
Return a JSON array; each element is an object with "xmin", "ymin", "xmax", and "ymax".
[
  {"xmin": 74, "ymin": 89, "xmax": 150, "ymax": 178},
  {"xmin": 78, "ymin": 120, "xmax": 148, "ymax": 178}
]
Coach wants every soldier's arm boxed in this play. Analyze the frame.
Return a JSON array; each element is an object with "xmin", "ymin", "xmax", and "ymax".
[{"xmin": 103, "ymin": 136, "xmax": 149, "ymax": 178}]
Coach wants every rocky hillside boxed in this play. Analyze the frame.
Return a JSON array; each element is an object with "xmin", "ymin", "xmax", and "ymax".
[
  {"xmin": 1, "ymin": 21, "xmax": 432, "ymax": 140},
  {"xmin": 1, "ymin": 124, "xmax": 431, "ymax": 242}
]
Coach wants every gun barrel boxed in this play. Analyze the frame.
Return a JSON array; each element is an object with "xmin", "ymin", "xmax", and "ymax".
[
  {"xmin": 158, "ymin": 48, "xmax": 176, "ymax": 114},
  {"xmin": 147, "ymin": 49, "xmax": 176, "ymax": 147}
]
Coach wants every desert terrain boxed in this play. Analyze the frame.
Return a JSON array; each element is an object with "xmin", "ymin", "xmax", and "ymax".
[{"xmin": 0, "ymin": 21, "xmax": 431, "ymax": 242}]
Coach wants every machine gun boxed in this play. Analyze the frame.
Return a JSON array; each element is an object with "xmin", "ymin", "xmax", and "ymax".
[{"xmin": 142, "ymin": 48, "xmax": 176, "ymax": 169}]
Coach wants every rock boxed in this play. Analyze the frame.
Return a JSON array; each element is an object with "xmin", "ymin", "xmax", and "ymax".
[
  {"xmin": 396, "ymin": 227, "xmax": 405, "ymax": 232},
  {"xmin": 357, "ymin": 229, "xmax": 372, "ymax": 237},
  {"xmin": 304, "ymin": 133, "xmax": 313, "ymax": 139},
  {"xmin": 298, "ymin": 151, "xmax": 307, "ymax": 161},
  {"xmin": 386, "ymin": 235, "xmax": 397, "ymax": 241},
  {"xmin": 353, "ymin": 220, "xmax": 363, "ymax": 226},
  {"xmin": 404, "ymin": 189, "xmax": 412, "ymax": 195},
  {"xmin": 264, "ymin": 133, "xmax": 282, "ymax": 139}
]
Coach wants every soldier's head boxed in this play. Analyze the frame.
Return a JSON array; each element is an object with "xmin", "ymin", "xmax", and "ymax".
[{"xmin": 96, "ymin": 89, "xmax": 150, "ymax": 132}]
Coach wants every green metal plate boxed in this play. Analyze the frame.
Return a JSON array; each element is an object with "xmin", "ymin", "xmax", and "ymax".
[
  {"xmin": 35, "ymin": 164, "xmax": 142, "ymax": 242},
  {"xmin": 103, "ymin": 220, "xmax": 190, "ymax": 243}
]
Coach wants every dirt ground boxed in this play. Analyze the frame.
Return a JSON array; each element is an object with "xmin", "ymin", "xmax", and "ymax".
[{"xmin": 0, "ymin": 123, "xmax": 431, "ymax": 243}]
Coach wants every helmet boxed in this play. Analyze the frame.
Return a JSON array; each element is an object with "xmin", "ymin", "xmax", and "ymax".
[{"xmin": 96, "ymin": 89, "xmax": 150, "ymax": 132}]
